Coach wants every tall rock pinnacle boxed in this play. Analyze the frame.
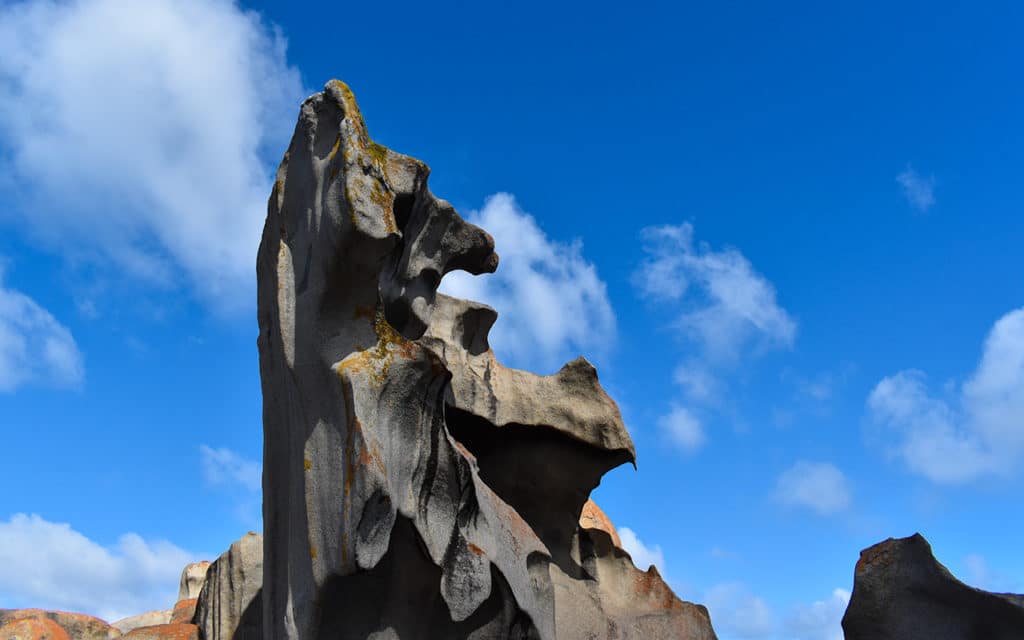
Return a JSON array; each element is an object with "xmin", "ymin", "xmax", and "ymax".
[{"xmin": 256, "ymin": 80, "xmax": 717, "ymax": 639}]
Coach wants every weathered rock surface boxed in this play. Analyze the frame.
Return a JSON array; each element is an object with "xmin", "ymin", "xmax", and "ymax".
[
  {"xmin": 580, "ymin": 498, "xmax": 622, "ymax": 548},
  {"xmin": 0, "ymin": 616, "xmax": 71, "ymax": 640},
  {"xmin": 257, "ymin": 79, "xmax": 717, "ymax": 639},
  {"xmin": 177, "ymin": 562, "xmax": 211, "ymax": 601},
  {"xmin": 194, "ymin": 532, "xmax": 262, "ymax": 640},
  {"xmin": 0, "ymin": 610, "xmax": 119, "ymax": 640},
  {"xmin": 112, "ymin": 611, "xmax": 172, "ymax": 635},
  {"xmin": 120, "ymin": 624, "xmax": 199, "ymax": 640},
  {"xmin": 842, "ymin": 533, "xmax": 1024, "ymax": 640},
  {"xmin": 168, "ymin": 601, "xmax": 196, "ymax": 627}
]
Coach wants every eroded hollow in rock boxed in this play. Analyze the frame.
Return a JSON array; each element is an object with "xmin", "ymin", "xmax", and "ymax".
[
  {"xmin": 316, "ymin": 515, "xmax": 540, "ymax": 640},
  {"xmin": 444, "ymin": 403, "xmax": 633, "ymax": 576}
]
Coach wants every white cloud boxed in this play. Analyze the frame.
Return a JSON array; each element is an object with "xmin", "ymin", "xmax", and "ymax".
[
  {"xmin": 0, "ymin": 514, "xmax": 198, "ymax": 622},
  {"xmin": 635, "ymin": 223, "xmax": 795, "ymax": 451},
  {"xmin": 784, "ymin": 588, "xmax": 850, "ymax": 640},
  {"xmin": 896, "ymin": 166, "xmax": 936, "ymax": 212},
  {"xmin": 618, "ymin": 527, "xmax": 666, "ymax": 572},
  {"xmin": 673, "ymin": 363, "xmax": 720, "ymax": 403},
  {"xmin": 440, "ymin": 193, "xmax": 616, "ymax": 371},
  {"xmin": 774, "ymin": 461, "xmax": 852, "ymax": 516},
  {"xmin": 704, "ymin": 582, "xmax": 775, "ymax": 639},
  {"xmin": 0, "ymin": 270, "xmax": 84, "ymax": 392},
  {"xmin": 658, "ymin": 404, "xmax": 706, "ymax": 452},
  {"xmin": 0, "ymin": 0, "xmax": 304, "ymax": 311},
  {"xmin": 634, "ymin": 223, "xmax": 796, "ymax": 363},
  {"xmin": 200, "ymin": 445, "xmax": 261, "ymax": 493},
  {"xmin": 867, "ymin": 308, "xmax": 1024, "ymax": 483}
]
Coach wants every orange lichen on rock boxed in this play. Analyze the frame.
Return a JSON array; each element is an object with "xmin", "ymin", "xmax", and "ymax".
[
  {"xmin": 168, "ymin": 600, "xmax": 197, "ymax": 626},
  {"xmin": 121, "ymin": 623, "xmax": 199, "ymax": 640},
  {"xmin": 579, "ymin": 498, "xmax": 622, "ymax": 547},
  {"xmin": 0, "ymin": 610, "xmax": 116, "ymax": 640},
  {"xmin": 0, "ymin": 617, "xmax": 72, "ymax": 640}
]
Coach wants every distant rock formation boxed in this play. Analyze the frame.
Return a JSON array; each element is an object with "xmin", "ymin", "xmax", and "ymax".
[
  {"xmin": 0, "ymin": 557, "xmax": 215, "ymax": 640},
  {"xmin": 842, "ymin": 533, "xmax": 1024, "ymax": 639},
  {"xmin": 0, "ymin": 610, "xmax": 119, "ymax": 640},
  {"xmin": 113, "ymin": 610, "xmax": 173, "ymax": 635},
  {"xmin": 178, "ymin": 562, "xmax": 211, "ymax": 602},
  {"xmin": 194, "ymin": 532, "xmax": 263, "ymax": 640},
  {"xmin": 256, "ymin": 79, "xmax": 717, "ymax": 639}
]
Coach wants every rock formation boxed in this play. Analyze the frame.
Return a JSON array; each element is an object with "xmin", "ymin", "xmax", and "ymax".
[
  {"xmin": 842, "ymin": 533, "xmax": 1024, "ymax": 639},
  {"xmin": 194, "ymin": 532, "xmax": 263, "ymax": 640},
  {"xmin": 256, "ymin": 79, "xmax": 717, "ymax": 639},
  {"xmin": 0, "ymin": 610, "xmax": 119, "ymax": 640},
  {"xmin": 113, "ymin": 611, "xmax": 173, "ymax": 635},
  {"xmin": 178, "ymin": 562, "xmax": 212, "ymax": 602}
]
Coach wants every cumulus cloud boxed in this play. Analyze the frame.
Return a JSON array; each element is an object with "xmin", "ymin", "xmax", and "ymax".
[
  {"xmin": 200, "ymin": 445, "xmax": 261, "ymax": 493},
  {"xmin": 896, "ymin": 166, "xmax": 936, "ymax": 212},
  {"xmin": 784, "ymin": 588, "xmax": 850, "ymax": 640},
  {"xmin": 0, "ymin": 514, "xmax": 198, "ymax": 622},
  {"xmin": 634, "ymin": 223, "xmax": 796, "ymax": 363},
  {"xmin": 704, "ymin": 582, "xmax": 775, "ymax": 639},
  {"xmin": 618, "ymin": 527, "xmax": 666, "ymax": 572},
  {"xmin": 0, "ymin": 0, "xmax": 304, "ymax": 310},
  {"xmin": 774, "ymin": 461, "xmax": 852, "ymax": 516},
  {"xmin": 440, "ymin": 193, "xmax": 616, "ymax": 371},
  {"xmin": 659, "ymin": 404, "xmax": 707, "ymax": 452},
  {"xmin": 867, "ymin": 307, "xmax": 1024, "ymax": 483},
  {"xmin": 0, "ymin": 270, "xmax": 84, "ymax": 392}
]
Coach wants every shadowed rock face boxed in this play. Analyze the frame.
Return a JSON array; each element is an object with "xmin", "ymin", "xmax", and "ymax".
[
  {"xmin": 257, "ymin": 80, "xmax": 717, "ymax": 640},
  {"xmin": 842, "ymin": 533, "xmax": 1024, "ymax": 640}
]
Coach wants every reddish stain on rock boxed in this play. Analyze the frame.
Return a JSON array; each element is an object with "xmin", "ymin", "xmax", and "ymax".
[
  {"xmin": 0, "ymin": 610, "xmax": 116, "ymax": 640},
  {"xmin": 0, "ymin": 617, "xmax": 72, "ymax": 640},
  {"xmin": 168, "ymin": 600, "xmax": 197, "ymax": 626},
  {"xmin": 579, "ymin": 498, "xmax": 622, "ymax": 548},
  {"xmin": 121, "ymin": 624, "xmax": 199, "ymax": 640}
]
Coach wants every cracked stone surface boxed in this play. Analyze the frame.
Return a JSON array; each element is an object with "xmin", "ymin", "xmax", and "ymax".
[{"xmin": 256, "ymin": 79, "xmax": 718, "ymax": 640}]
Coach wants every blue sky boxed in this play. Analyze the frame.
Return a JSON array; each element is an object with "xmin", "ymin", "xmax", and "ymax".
[{"xmin": 0, "ymin": 0, "xmax": 1022, "ymax": 637}]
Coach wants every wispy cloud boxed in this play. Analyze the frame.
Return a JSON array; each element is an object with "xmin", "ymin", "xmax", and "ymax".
[
  {"xmin": 199, "ymin": 445, "xmax": 262, "ymax": 528},
  {"xmin": 0, "ymin": 0, "xmax": 304, "ymax": 311},
  {"xmin": 658, "ymin": 404, "xmax": 707, "ymax": 453},
  {"xmin": 440, "ymin": 193, "xmax": 615, "ymax": 371},
  {"xmin": 200, "ymin": 445, "xmax": 261, "ymax": 493},
  {"xmin": 704, "ymin": 582, "xmax": 776, "ymax": 639},
  {"xmin": 784, "ymin": 588, "xmax": 850, "ymax": 640},
  {"xmin": 635, "ymin": 224, "xmax": 796, "ymax": 363},
  {"xmin": 0, "ymin": 513, "xmax": 199, "ymax": 622},
  {"xmin": 774, "ymin": 461, "xmax": 852, "ymax": 516},
  {"xmin": 896, "ymin": 166, "xmax": 936, "ymax": 212},
  {"xmin": 0, "ymin": 267, "xmax": 84, "ymax": 392},
  {"xmin": 867, "ymin": 307, "xmax": 1024, "ymax": 483},
  {"xmin": 633, "ymin": 223, "xmax": 795, "ymax": 450}
]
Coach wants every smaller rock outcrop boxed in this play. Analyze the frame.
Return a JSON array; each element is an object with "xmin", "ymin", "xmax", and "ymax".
[
  {"xmin": 112, "ymin": 611, "xmax": 172, "ymax": 635},
  {"xmin": 177, "ymin": 562, "xmax": 211, "ymax": 601},
  {"xmin": 0, "ymin": 610, "xmax": 119, "ymax": 640},
  {"xmin": 194, "ymin": 532, "xmax": 263, "ymax": 640},
  {"xmin": 0, "ymin": 616, "xmax": 71, "ymax": 640},
  {"xmin": 168, "ymin": 601, "xmax": 197, "ymax": 627},
  {"xmin": 842, "ymin": 533, "xmax": 1024, "ymax": 640},
  {"xmin": 120, "ymin": 624, "xmax": 199, "ymax": 640}
]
